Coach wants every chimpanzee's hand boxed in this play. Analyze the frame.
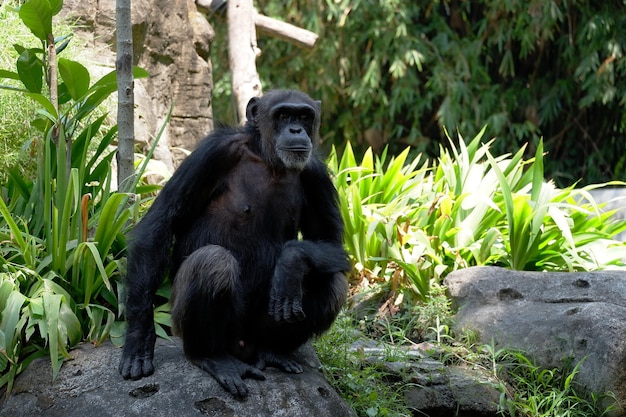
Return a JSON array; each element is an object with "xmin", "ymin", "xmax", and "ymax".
[
  {"xmin": 268, "ymin": 251, "xmax": 306, "ymax": 323},
  {"xmin": 269, "ymin": 276, "xmax": 305, "ymax": 323},
  {"xmin": 269, "ymin": 244, "xmax": 309, "ymax": 322},
  {"xmin": 119, "ymin": 323, "xmax": 156, "ymax": 380}
]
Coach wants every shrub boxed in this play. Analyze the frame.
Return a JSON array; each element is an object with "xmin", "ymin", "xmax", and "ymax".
[
  {"xmin": 0, "ymin": 0, "xmax": 154, "ymax": 392},
  {"xmin": 331, "ymin": 129, "xmax": 626, "ymax": 304}
]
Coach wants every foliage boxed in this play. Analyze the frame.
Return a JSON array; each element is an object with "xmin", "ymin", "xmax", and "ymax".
[
  {"xmin": 0, "ymin": 3, "xmax": 51, "ymax": 181},
  {"xmin": 0, "ymin": 0, "xmax": 155, "ymax": 392},
  {"xmin": 210, "ymin": 0, "xmax": 626, "ymax": 186},
  {"xmin": 314, "ymin": 314, "xmax": 413, "ymax": 417},
  {"xmin": 330, "ymin": 129, "xmax": 626, "ymax": 305},
  {"xmin": 483, "ymin": 345, "xmax": 619, "ymax": 417}
]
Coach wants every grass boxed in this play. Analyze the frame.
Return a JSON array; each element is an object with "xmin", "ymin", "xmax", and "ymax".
[
  {"xmin": 0, "ymin": 2, "xmax": 99, "ymax": 182},
  {"xmin": 314, "ymin": 314, "xmax": 414, "ymax": 417},
  {"xmin": 0, "ymin": 4, "xmax": 41, "ymax": 181}
]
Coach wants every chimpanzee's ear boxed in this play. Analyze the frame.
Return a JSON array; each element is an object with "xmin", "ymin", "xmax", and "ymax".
[{"xmin": 246, "ymin": 96, "xmax": 260, "ymax": 125}]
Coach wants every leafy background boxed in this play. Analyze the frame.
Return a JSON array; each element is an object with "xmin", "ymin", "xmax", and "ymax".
[{"xmin": 211, "ymin": 0, "xmax": 626, "ymax": 187}]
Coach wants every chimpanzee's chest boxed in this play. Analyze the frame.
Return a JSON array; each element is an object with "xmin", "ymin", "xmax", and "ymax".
[{"xmin": 204, "ymin": 158, "xmax": 304, "ymax": 247}]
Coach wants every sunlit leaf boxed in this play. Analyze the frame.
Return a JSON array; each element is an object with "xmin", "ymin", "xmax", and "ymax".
[
  {"xmin": 18, "ymin": 0, "xmax": 53, "ymax": 41},
  {"xmin": 58, "ymin": 58, "xmax": 90, "ymax": 100}
]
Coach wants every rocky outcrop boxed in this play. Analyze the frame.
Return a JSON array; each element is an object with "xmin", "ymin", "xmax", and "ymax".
[
  {"xmin": 61, "ymin": 0, "xmax": 214, "ymax": 171},
  {"xmin": 353, "ymin": 340, "xmax": 502, "ymax": 417},
  {"xmin": 0, "ymin": 338, "xmax": 356, "ymax": 417},
  {"xmin": 445, "ymin": 266, "xmax": 626, "ymax": 415}
]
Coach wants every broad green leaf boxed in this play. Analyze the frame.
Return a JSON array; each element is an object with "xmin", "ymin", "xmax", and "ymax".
[
  {"xmin": 0, "ymin": 291, "xmax": 27, "ymax": 351},
  {"xmin": 59, "ymin": 301, "xmax": 82, "ymax": 346},
  {"xmin": 58, "ymin": 58, "xmax": 90, "ymax": 100},
  {"xmin": 43, "ymin": 292, "xmax": 62, "ymax": 379},
  {"xmin": 18, "ymin": 0, "xmax": 53, "ymax": 41},
  {"xmin": 16, "ymin": 49, "xmax": 43, "ymax": 93},
  {"xmin": 0, "ymin": 278, "xmax": 17, "ymax": 313}
]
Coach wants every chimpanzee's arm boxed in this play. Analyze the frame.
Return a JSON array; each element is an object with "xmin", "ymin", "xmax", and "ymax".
[
  {"xmin": 268, "ymin": 156, "xmax": 350, "ymax": 323},
  {"xmin": 119, "ymin": 132, "xmax": 245, "ymax": 380}
]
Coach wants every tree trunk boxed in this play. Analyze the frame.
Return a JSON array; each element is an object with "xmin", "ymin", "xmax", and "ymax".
[
  {"xmin": 116, "ymin": 0, "xmax": 135, "ymax": 193},
  {"xmin": 227, "ymin": 0, "xmax": 262, "ymax": 123}
]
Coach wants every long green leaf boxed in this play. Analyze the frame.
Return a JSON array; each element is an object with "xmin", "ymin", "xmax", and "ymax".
[
  {"xmin": 486, "ymin": 150, "xmax": 518, "ymax": 268},
  {"xmin": 0, "ymin": 195, "xmax": 28, "ymax": 254},
  {"xmin": 42, "ymin": 292, "xmax": 62, "ymax": 379}
]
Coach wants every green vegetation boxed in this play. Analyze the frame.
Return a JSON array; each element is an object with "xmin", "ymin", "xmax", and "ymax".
[
  {"xmin": 0, "ymin": 5, "xmax": 43, "ymax": 181},
  {"xmin": 317, "ymin": 130, "xmax": 625, "ymax": 416},
  {"xmin": 330, "ymin": 130, "xmax": 626, "ymax": 305},
  {"xmin": 212, "ymin": 0, "xmax": 626, "ymax": 186},
  {"xmin": 491, "ymin": 348, "xmax": 618, "ymax": 417},
  {"xmin": 0, "ymin": 0, "xmax": 158, "ymax": 393}
]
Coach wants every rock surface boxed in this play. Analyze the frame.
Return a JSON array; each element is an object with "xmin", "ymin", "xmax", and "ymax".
[
  {"xmin": 445, "ymin": 266, "xmax": 626, "ymax": 415},
  {"xmin": 0, "ymin": 338, "xmax": 356, "ymax": 417},
  {"xmin": 61, "ymin": 0, "xmax": 214, "ymax": 171},
  {"xmin": 351, "ymin": 339, "xmax": 501, "ymax": 416}
]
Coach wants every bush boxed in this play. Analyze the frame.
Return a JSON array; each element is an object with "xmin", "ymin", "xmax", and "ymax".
[
  {"xmin": 330, "ymin": 129, "xmax": 626, "ymax": 305},
  {"xmin": 0, "ymin": 0, "xmax": 153, "ymax": 392}
]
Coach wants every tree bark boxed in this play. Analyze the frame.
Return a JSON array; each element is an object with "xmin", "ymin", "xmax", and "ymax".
[
  {"xmin": 254, "ymin": 12, "xmax": 318, "ymax": 49},
  {"xmin": 227, "ymin": 0, "xmax": 262, "ymax": 123},
  {"xmin": 195, "ymin": 0, "xmax": 318, "ymax": 49},
  {"xmin": 116, "ymin": 0, "xmax": 135, "ymax": 193}
]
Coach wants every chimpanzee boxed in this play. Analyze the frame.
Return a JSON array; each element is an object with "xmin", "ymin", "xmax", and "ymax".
[{"xmin": 118, "ymin": 90, "xmax": 349, "ymax": 398}]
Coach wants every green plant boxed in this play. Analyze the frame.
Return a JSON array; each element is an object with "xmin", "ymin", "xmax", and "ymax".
[
  {"xmin": 331, "ymin": 131, "xmax": 626, "ymax": 306},
  {"xmin": 0, "ymin": 2, "xmax": 47, "ymax": 181},
  {"xmin": 314, "ymin": 314, "xmax": 413, "ymax": 417},
  {"xmin": 0, "ymin": 0, "xmax": 155, "ymax": 392},
  {"xmin": 328, "ymin": 142, "xmax": 427, "ymax": 281},
  {"xmin": 484, "ymin": 347, "xmax": 619, "ymax": 417}
]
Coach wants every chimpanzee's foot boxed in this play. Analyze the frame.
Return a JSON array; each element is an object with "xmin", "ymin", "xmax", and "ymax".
[
  {"xmin": 255, "ymin": 351, "xmax": 303, "ymax": 374},
  {"xmin": 192, "ymin": 355, "xmax": 266, "ymax": 399}
]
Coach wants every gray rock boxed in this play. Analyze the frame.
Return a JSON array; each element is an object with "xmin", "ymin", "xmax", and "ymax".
[
  {"xmin": 351, "ymin": 339, "xmax": 502, "ymax": 416},
  {"xmin": 61, "ymin": 0, "xmax": 215, "ymax": 171},
  {"xmin": 445, "ymin": 266, "xmax": 626, "ymax": 415},
  {"xmin": 401, "ymin": 359, "xmax": 501, "ymax": 417},
  {"xmin": 0, "ymin": 338, "xmax": 356, "ymax": 417}
]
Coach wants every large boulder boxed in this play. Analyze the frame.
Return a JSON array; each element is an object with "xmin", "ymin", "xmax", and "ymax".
[
  {"xmin": 445, "ymin": 266, "xmax": 626, "ymax": 415},
  {"xmin": 61, "ymin": 0, "xmax": 214, "ymax": 171},
  {"xmin": 0, "ymin": 338, "xmax": 356, "ymax": 417}
]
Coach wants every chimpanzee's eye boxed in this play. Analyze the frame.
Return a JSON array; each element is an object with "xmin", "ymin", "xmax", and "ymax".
[
  {"xmin": 278, "ymin": 113, "xmax": 289, "ymax": 121},
  {"xmin": 300, "ymin": 113, "xmax": 310, "ymax": 121}
]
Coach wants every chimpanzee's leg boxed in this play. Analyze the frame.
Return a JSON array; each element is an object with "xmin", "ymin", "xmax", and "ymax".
[
  {"xmin": 171, "ymin": 245, "xmax": 265, "ymax": 398},
  {"xmin": 256, "ymin": 240, "xmax": 349, "ymax": 371}
]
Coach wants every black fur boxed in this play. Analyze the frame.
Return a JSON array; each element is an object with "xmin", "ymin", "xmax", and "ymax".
[{"xmin": 119, "ymin": 90, "xmax": 349, "ymax": 398}]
